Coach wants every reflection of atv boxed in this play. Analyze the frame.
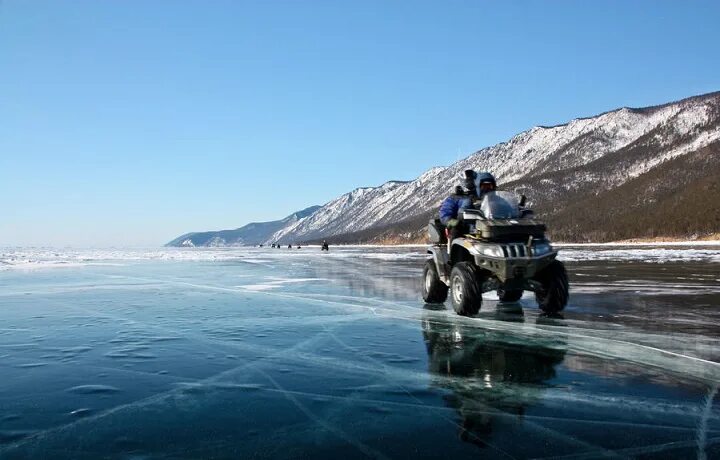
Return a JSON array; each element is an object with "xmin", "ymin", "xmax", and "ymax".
[
  {"xmin": 422, "ymin": 191, "xmax": 569, "ymax": 316},
  {"xmin": 421, "ymin": 306, "xmax": 566, "ymax": 449},
  {"xmin": 422, "ymin": 307, "xmax": 566, "ymax": 381}
]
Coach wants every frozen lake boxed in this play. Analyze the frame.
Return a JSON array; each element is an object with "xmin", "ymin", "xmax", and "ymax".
[{"xmin": 1, "ymin": 245, "xmax": 719, "ymax": 459}]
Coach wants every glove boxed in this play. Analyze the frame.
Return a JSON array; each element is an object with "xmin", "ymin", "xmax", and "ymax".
[{"xmin": 446, "ymin": 218, "xmax": 459, "ymax": 227}]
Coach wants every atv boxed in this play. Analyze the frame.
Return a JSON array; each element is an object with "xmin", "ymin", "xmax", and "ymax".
[{"xmin": 422, "ymin": 191, "xmax": 569, "ymax": 316}]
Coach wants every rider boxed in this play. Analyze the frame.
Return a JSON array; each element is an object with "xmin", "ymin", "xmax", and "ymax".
[{"xmin": 475, "ymin": 172, "xmax": 497, "ymax": 201}]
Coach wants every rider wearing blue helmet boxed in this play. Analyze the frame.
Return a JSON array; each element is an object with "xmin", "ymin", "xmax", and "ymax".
[{"xmin": 475, "ymin": 172, "xmax": 497, "ymax": 200}]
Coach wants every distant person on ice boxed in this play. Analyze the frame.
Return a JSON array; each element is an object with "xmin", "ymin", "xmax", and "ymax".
[{"xmin": 321, "ymin": 240, "xmax": 329, "ymax": 251}]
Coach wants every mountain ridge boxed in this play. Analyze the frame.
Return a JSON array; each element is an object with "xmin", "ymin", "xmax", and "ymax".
[
  {"xmin": 270, "ymin": 90, "xmax": 719, "ymax": 244},
  {"xmin": 166, "ymin": 90, "xmax": 719, "ymax": 247},
  {"xmin": 165, "ymin": 205, "xmax": 321, "ymax": 247}
]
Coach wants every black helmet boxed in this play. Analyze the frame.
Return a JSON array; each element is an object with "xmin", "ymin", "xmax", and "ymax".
[{"xmin": 462, "ymin": 169, "xmax": 477, "ymax": 194}]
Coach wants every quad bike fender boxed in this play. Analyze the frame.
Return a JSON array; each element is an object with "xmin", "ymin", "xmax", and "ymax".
[{"xmin": 427, "ymin": 246, "xmax": 450, "ymax": 285}]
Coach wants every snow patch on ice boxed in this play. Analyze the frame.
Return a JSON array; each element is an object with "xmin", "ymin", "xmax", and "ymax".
[
  {"xmin": 0, "ymin": 248, "xmax": 251, "ymax": 271},
  {"xmin": 558, "ymin": 248, "xmax": 720, "ymax": 263},
  {"xmin": 356, "ymin": 253, "xmax": 426, "ymax": 261},
  {"xmin": 556, "ymin": 241, "xmax": 720, "ymax": 247},
  {"xmin": 239, "ymin": 278, "xmax": 328, "ymax": 292}
]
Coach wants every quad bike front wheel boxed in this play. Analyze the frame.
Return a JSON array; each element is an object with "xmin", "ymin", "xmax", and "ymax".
[
  {"xmin": 422, "ymin": 259, "xmax": 448, "ymax": 303},
  {"xmin": 450, "ymin": 262, "xmax": 483, "ymax": 316},
  {"xmin": 534, "ymin": 260, "xmax": 569, "ymax": 313}
]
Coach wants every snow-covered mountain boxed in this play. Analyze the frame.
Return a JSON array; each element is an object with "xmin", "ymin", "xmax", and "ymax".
[
  {"xmin": 167, "ymin": 91, "xmax": 719, "ymax": 247},
  {"xmin": 267, "ymin": 91, "xmax": 720, "ymax": 244},
  {"xmin": 166, "ymin": 206, "xmax": 321, "ymax": 247}
]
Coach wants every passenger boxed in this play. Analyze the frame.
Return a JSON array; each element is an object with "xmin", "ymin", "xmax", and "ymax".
[
  {"xmin": 439, "ymin": 171, "xmax": 476, "ymax": 241},
  {"xmin": 462, "ymin": 169, "xmax": 480, "ymax": 200}
]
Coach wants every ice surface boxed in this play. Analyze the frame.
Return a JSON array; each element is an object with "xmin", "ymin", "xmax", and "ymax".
[{"xmin": 0, "ymin": 246, "xmax": 718, "ymax": 458}]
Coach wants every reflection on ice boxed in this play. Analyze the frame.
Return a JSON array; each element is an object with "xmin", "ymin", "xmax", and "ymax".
[
  {"xmin": 422, "ymin": 305, "xmax": 566, "ymax": 450},
  {"xmin": 420, "ymin": 306, "xmax": 720, "ymax": 457}
]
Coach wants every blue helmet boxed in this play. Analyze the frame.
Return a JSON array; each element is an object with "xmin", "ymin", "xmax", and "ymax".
[{"xmin": 476, "ymin": 172, "xmax": 496, "ymax": 189}]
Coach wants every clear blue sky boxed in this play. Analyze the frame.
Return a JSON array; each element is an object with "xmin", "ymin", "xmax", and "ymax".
[{"xmin": 1, "ymin": 0, "xmax": 718, "ymax": 247}]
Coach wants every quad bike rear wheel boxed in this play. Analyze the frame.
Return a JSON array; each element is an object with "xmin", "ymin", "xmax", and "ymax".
[{"xmin": 422, "ymin": 259, "xmax": 448, "ymax": 303}]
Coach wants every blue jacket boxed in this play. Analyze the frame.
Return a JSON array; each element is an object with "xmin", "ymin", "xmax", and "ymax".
[{"xmin": 439, "ymin": 194, "xmax": 472, "ymax": 225}]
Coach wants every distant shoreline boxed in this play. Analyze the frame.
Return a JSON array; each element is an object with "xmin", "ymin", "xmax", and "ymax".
[
  {"xmin": 272, "ymin": 240, "xmax": 720, "ymax": 248},
  {"xmin": 296, "ymin": 238, "xmax": 720, "ymax": 248},
  {"xmin": 5, "ymin": 239, "xmax": 720, "ymax": 251}
]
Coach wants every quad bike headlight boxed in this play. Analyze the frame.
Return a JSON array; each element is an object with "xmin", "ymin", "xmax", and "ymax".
[
  {"xmin": 476, "ymin": 245, "xmax": 505, "ymax": 258},
  {"xmin": 532, "ymin": 242, "xmax": 552, "ymax": 255}
]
